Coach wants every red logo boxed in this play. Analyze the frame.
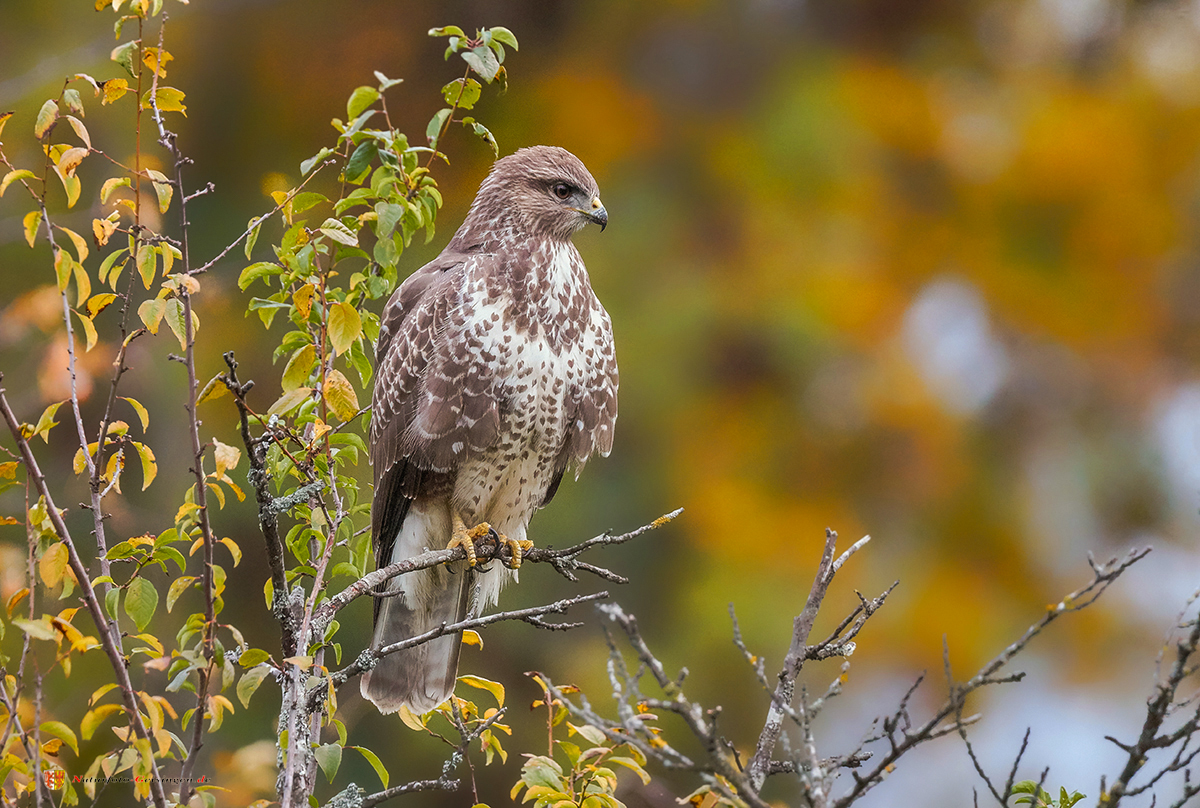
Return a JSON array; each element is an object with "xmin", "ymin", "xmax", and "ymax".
[{"xmin": 43, "ymin": 769, "xmax": 65, "ymax": 790}]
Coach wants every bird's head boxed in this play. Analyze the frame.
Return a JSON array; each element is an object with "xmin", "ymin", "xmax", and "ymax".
[{"xmin": 471, "ymin": 145, "xmax": 607, "ymax": 243}]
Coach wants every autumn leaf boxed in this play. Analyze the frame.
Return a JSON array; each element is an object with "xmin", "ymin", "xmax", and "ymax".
[
  {"xmin": 322, "ymin": 369, "xmax": 360, "ymax": 422},
  {"xmin": 327, "ymin": 301, "xmax": 362, "ymax": 356}
]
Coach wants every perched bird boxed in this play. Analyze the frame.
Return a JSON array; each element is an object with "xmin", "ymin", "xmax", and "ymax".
[{"xmin": 361, "ymin": 146, "xmax": 618, "ymax": 714}]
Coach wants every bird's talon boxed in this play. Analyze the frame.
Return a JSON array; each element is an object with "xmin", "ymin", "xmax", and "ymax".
[
  {"xmin": 501, "ymin": 536, "xmax": 535, "ymax": 569},
  {"xmin": 448, "ymin": 516, "xmax": 494, "ymax": 567}
]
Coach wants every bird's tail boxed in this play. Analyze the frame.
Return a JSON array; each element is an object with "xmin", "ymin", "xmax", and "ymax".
[{"xmin": 360, "ymin": 567, "xmax": 470, "ymax": 715}]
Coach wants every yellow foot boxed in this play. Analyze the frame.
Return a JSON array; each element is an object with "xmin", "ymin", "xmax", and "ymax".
[
  {"xmin": 448, "ymin": 513, "xmax": 494, "ymax": 567},
  {"xmin": 501, "ymin": 536, "xmax": 535, "ymax": 569}
]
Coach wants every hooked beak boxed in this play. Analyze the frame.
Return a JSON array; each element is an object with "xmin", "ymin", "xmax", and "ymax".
[{"xmin": 584, "ymin": 196, "xmax": 608, "ymax": 231}]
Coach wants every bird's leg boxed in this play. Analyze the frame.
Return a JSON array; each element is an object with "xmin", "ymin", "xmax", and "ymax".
[
  {"xmin": 500, "ymin": 535, "xmax": 535, "ymax": 569},
  {"xmin": 448, "ymin": 511, "xmax": 493, "ymax": 567}
]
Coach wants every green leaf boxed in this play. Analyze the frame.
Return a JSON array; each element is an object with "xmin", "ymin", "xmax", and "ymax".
[
  {"xmin": 319, "ymin": 218, "xmax": 359, "ymax": 247},
  {"xmin": 301, "ymin": 146, "xmax": 334, "ymax": 176},
  {"xmin": 34, "ymin": 99, "xmax": 58, "ymax": 139},
  {"xmin": 268, "ymin": 387, "xmax": 313, "ymax": 417},
  {"xmin": 429, "ymin": 25, "xmax": 465, "ymax": 38},
  {"xmin": 281, "ymin": 344, "xmax": 317, "ymax": 392},
  {"xmin": 166, "ymin": 575, "xmax": 195, "ymax": 612},
  {"xmin": 124, "ymin": 576, "xmax": 158, "ymax": 631},
  {"xmin": 104, "ymin": 586, "xmax": 120, "ymax": 622},
  {"xmin": 344, "ymin": 140, "xmax": 377, "ymax": 185},
  {"xmin": 462, "ymin": 46, "xmax": 500, "ymax": 82},
  {"xmin": 346, "ymin": 86, "xmax": 380, "ymax": 120},
  {"xmin": 145, "ymin": 169, "xmax": 173, "ymax": 214},
  {"xmin": 12, "ymin": 617, "xmax": 56, "ymax": 641},
  {"xmin": 488, "ymin": 26, "xmax": 519, "ymax": 50},
  {"xmin": 164, "ymin": 298, "xmax": 199, "ymax": 351},
  {"xmin": 375, "ymin": 201, "xmax": 403, "ymax": 239},
  {"xmin": 442, "ymin": 77, "xmax": 482, "ymax": 110},
  {"xmin": 244, "ymin": 216, "xmax": 263, "ymax": 260},
  {"xmin": 350, "ymin": 745, "xmax": 389, "ymax": 789},
  {"xmin": 111, "ymin": 41, "xmax": 138, "ymax": 79},
  {"xmin": 136, "ymin": 243, "xmax": 157, "ymax": 289},
  {"xmin": 236, "ymin": 665, "xmax": 270, "ymax": 708},
  {"xmin": 290, "ymin": 191, "xmax": 328, "ymax": 217},
  {"xmin": 238, "ymin": 648, "xmax": 270, "ymax": 668},
  {"xmin": 327, "ymin": 302, "xmax": 362, "ymax": 356},
  {"xmin": 238, "ymin": 261, "xmax": 283, "ymax": 291},
  {"xmin": 374, "ymin": 70, "xmax": 403, "ymax": 91},
  {"xmin": 40, "ymin": 721, "xmax": 79, "ymax": 756},
  {"xmin": 63, "ymin": 88, "xmax": 84, "ymax": 118},
  {"xmin": 138, "ymin": 298, "xmax": 166, "ymax": 335},
  {"xmin": 98, "ymin": 248, "xmax": 127, "ymax": 287},
  {"xmin": 463, "ymin": 118, "xmax": 498, "ymax": 157},
  {"xmin": 426, "ymin": 108, "xmax": 452, "ymax": 145},
  {"xmin": 315, "ymin": 743, "xmax": 342, "ymax": 783},
  {"xmin": 608, "ymin": 756, "xmax": 651, "ymax": 785}
]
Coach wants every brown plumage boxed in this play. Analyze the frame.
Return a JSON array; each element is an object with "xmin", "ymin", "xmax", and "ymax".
[{"xmin": 361, "ymin": 146, "xmax": 618, "ymax": 714}]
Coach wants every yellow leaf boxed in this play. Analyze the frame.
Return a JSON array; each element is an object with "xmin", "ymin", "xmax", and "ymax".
[
  {"xmin": 328, "ymin": 301, "xmax": 362, "ymax": 356},
  {"xmin": 72, "ymin": 257, "xmax": 92, "ymax": 307},
  {"xmin": 101, "ymin": 79, "xmax": 129, "ymax": 105},
  {"xmin": 283, "ymin": 655, "xmax": 313, "ymax": 669},
  {"xmin": 397, "ymin": 704, "xmax": 428, "ymax": 732},
  {"xmin": 74, "ymin": 309, "xmax": 98, "ymax": 352},
  {"xmin": 322, "ymin": 369, "xmax": 360, "ymax": 422},
  {"xmin": 213, "ymin": 438, "xmax": 240, "ymax": 478},
  {"xmin": 219, "ymin": 537, "xmax": 242, "ymax": 566},
  {"xmin": 54, "ymin": 248, "xmax": 71, "ymax": 292},
  {"xmin": 132, "ymin": 441, "xmax": 157, "ymax": 490},
  {"xmin": 459, "ymin": 674, "xmax": 505, "ymax": 708},
  {"xmin": 23, "ymin": 210, "xmax": 42, "ymax": 247},
  {"xmin": 120, "ymin": 396, "xmax": 149, "ymax": 431},
  {"xmin": 462, "ymin": 629, "xmax": 483, "ymax": 648},
  {"xmin": 86, "ymin": 293, "xmax": 117, "ymax": 318},
  {"xmin": 39, "ymin": 543, "xmax": 69, "ymax": 589},
  {"xmin": 0, "ymin": 111, "xmax": 12, "ymax": 138},
  {"xmin": 293, "ymin": 283, "xmax": 316, "ymax": 319},
  {"xmin": 141, "ymin": 86, "xmax": 187, "ymax": 116},
  {"xmin": 6, "ymin": 588, "xmax": 29, "ymax": 618},
  {"xmin": 92, "ymin": 217, "xmax": 117, "ymax": 247},
  {"xmin": 142, "ymin": 47, "xmax": 173, "ymax": 78},
  {"xmin": 63, "ymin": 114, "xmax": 90, "ymax": 148},
  {"xmin": 81, "ymin": 704, "xmax": 124, "ymax": 740},
  {"xmin": 58, "ymin": 226, "xmax": 89, "ymax": 263},
  {"xmin": 58, "ymin": 146, "xmax": 88, "ymax": 178}
]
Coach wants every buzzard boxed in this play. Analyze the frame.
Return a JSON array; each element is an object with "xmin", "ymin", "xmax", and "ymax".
[{"xmin": 361, "ymin": 146, "xmax": 618, "ymax": 714}]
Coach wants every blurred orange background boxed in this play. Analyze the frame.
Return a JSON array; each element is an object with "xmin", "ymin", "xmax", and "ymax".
[{"xmin": 2, "ymin": 0, "xmax": 1199, "ymax": 805}]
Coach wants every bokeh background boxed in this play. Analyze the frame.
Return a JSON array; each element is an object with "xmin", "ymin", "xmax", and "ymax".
[{"xmin": 2, "ymin": 0, "xmax": 1200, "ymax": 805}]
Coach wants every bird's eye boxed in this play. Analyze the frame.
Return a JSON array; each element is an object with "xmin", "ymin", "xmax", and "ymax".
[{"xmin": 552, "ymin": 183, "xmax": 572, "ymax": 200}]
